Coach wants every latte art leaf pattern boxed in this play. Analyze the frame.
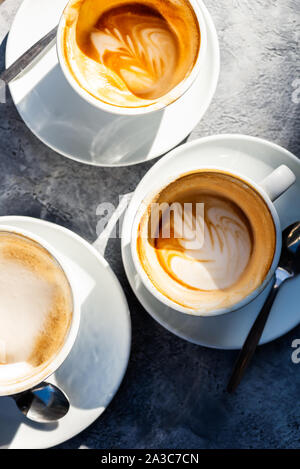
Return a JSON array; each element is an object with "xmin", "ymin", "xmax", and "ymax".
[
  {"xmin": 156, "ymin": 198, "xmax": 252, "ymax": 291},
  {"xmin": 89, "ymin": 5, "xmax": 179, "ymax": 98}
]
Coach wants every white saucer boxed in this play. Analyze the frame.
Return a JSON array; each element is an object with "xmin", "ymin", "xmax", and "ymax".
[
  {"xmin": 121, "ymin": 134, "xmax": 300, "ymax": 349},
  {"xmin": 0, "ymin": 216, "xmax": 131, "ymax": 449},
  {"xmin": 6, "ymin": 0, "xmax": 219, "ymax": 167}
]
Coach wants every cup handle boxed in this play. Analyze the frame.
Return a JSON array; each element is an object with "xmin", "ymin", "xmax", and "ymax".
[{"xmin": 259, "ymin": 165, "xmax": 296, "ymax": 202}]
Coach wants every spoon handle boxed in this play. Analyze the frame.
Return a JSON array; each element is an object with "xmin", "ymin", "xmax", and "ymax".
[
  {"xmin": 0, "ymin": 25, "xmax": 58, "ymax": 84},
  {"xmin": 227, "ymin": 284, "xmax": 278, "ymax": 393}
]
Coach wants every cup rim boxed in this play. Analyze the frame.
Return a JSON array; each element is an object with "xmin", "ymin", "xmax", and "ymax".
[
  {"xmin": 56, "ymin": 0, "xmax": 207, "ymax": 116},
  {"xmin": 0, "ymin": 225, "xmax": 80, "ymax": 397},
  {"xmin": 131, "ymin": 166, "xmax": 282, "ymax": 317}
]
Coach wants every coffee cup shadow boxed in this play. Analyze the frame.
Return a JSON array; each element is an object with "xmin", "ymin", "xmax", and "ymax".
[
  {"xmin": 16, "ymin": 61, "xmax": 165, "ymax": 165},
  {"xmin": 55, "ymin": 262, "xmax": 127, "ymax": 410},
  {"xmin": 0, "ymin": 396, "xmax": 58, "ymax": 448}
]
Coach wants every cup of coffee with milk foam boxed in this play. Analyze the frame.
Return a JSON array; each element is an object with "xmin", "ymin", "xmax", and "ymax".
[
  {"xmin": 0, "ymin": 227, "xmax": 80, "ymax": 396},
  {"xmin": 57, "ymin": 0, "xmax": 206, "ymax": 114},
  {"xmin": 131, "ymin": 166, "xmax": 296, "ymax": 316}
]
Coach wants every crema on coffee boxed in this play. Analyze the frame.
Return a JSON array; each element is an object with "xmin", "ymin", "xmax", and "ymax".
[
  {"xmin": 0, "ymin": 232, "xmax": 73, "ymax": 386},
  {"xmin": 61, "ymin": 0, "xmax": 200, "ymax": 107},
  {"xmin": 137, "ymin": 171, "xmax": 276, "ymax": 313}
]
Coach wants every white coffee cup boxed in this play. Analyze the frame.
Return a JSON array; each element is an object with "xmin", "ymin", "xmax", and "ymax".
[
  {"xmin": 131, "ymin": 165, "xmax": 296, "ymax": 316},
  {"xmin": 56, "ymin": 0, "xmax": 207, "ymax": 116},
  {"xmin": 0, "ymin": 226, "xmax": 81, "ymax": 397}
]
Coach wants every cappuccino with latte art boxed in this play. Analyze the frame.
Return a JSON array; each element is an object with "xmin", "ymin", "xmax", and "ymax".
[
  {"xmin": 60, "ymin": 0, "xmax": 201, "ymax": 109},
  {"xmin": 136, "ymin": 171, "xmax": 276, "ymax": 313}
]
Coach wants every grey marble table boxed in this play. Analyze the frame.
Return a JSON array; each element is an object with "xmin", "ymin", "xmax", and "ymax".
[{"xmin": 1, "ymin": 0, "xmax": 300, "ymax": 449}]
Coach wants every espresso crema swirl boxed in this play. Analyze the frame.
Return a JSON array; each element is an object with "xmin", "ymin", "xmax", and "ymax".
[
  {"xmin": 62, "ymin": 0, "xmax": 200, "ymax": 107},
  {"xmin": 137, "ymin": 171, "xmax": 276, "ymax": 313}
]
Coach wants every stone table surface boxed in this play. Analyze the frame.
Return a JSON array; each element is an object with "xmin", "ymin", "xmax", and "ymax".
[{"xmin": 0, "ymin": 0, "xmax": 300, "ymax": 449}]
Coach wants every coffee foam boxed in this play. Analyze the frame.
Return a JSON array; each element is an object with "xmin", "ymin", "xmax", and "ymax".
[
  {"xmin": 0, "ymin": 233, "xmax": 73, "ymax": 386},
  {"xmin": 137, "ymin": 171, "xmax": 276, "ymax": 313},
  {"xmin": 62, "ymin": 0, "xmax": 200, "ymax": 108}
]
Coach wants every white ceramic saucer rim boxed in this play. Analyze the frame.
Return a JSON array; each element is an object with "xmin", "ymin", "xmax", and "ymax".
[
  {"xmin": 121, "ymin": 133, "xmax": 300, "ymax": 349},
  {"xmin": 6, "ymin": 0, "xmax": 220, "ymax": 167},
  {"xmin": 0, "ymin": 216, "xmax": 131, "ymax": 449},
  {"xmin": 131, "ymin": 134, "xmax": 300, "ymax": 174}
]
